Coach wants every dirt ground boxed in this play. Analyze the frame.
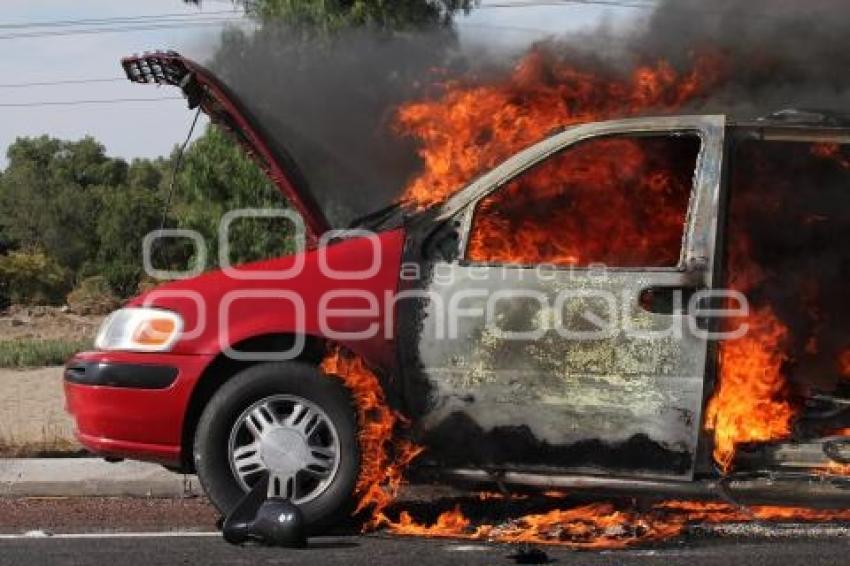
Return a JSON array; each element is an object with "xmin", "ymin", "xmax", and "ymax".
[
  {"xmin": 0, "ymin": 367, "xmax": 80, "ymax": 456},
  {"xmin": 0, "ymin": 307, "xmax": 96, "ymax": 455},
  {"xmin": 0, "ymin": 306, "xmax": 103, "ymax": 342}
]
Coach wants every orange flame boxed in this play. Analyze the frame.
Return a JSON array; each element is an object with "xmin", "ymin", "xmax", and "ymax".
[
  {"xmin": 702, "ymin": 231, "xmax": 795, "ymax": 470},
  {"xmin": 466, "ymin": 136, "xmax": 696, "ymax": 268},
  {"xmin": 704, "ymin": 305, "xmax": 794, "ymax": 470},
  {"xmin": 393, "ymin": 46, "xmax": 802, "ymax": 471},
  {"xmin": 386, "ymin": 499, "xmax": 850, "ymax": 549},
  {"xmin": 396, "ymin": 49, "xmax": 726, "ymax": 209},
  {"xmin": 321, "ymin": 349, "xmax": 423, "ymax": 527},
  {"xmin": 390, "ymin": 506, "xmax": 473, "ymax": 539}
]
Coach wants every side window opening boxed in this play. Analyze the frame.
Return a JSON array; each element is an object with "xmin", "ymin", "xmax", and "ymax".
[{"xmin": 465, "ymin": 133, "xmax": 702, "ymax": 269}]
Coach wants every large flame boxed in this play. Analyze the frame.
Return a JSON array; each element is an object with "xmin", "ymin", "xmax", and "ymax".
[
  {"xmin": 321, "ymin": 349, "xmax": 423, "ymax": 527},
  {"xmin": 317, "ymin": 349, "xmax": 832, "ymax": 549},
  {"xmin": 466, "ymin": 136, "xmax": 697, "ymax": 268},
  {"xmin": 385, "ymin": 499, "xmax": 850, "ymax": 549},
  {"xmin": 705, "ymin": 305, "xmax": 794, "ymax": 470},
  {"xmin": 396, "ymin": 49, "xmax": 725, "ymax": 209},
  {"xmin": 703, "ymin": 232, "xmax": 795, "ymax": 469}
]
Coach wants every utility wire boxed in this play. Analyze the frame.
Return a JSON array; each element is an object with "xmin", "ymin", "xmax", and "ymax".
[
  {"xmin": 0, "ymin": 97, "xmax": 185, "ymax": 108},
  {"xmin": 457, "ymin": 21, "xmax": 556, "ymax": 34},
  {"xmin": 477, "ymin": 0, "xmax": 827, "ymax": 21},
  {"xmin": 0, "ymin": 10, "xmax": 241, "ymax": 31},
  {"xmin": 0, "ymin": 18, "xmax": 247, "ymax": 41},
  {"xmin": 0, "ymin": 78, "xmax": 125, "ymax": 89},
  {"xmin": 479, "ymin": 0, "xmax": 655, "ymax": 9}
]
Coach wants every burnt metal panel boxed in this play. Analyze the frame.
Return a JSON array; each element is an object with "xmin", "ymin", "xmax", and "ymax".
[
  {"xmin": 431, "ymin": 467, "xmax": 850, "ymax": 509},
  {"xmin": 404, "ymin": 115, "xmax": 726, "ymax": 481}
]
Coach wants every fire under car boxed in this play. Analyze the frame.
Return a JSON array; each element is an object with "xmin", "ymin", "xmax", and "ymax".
[{"xmin": 64, "ymin": 52, "xmax": 850, "ymax": 531}]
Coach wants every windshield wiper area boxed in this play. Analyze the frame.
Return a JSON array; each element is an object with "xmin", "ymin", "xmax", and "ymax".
[{"xmin": 347, "ymin": 201, "xmax": 408, "ymax": 231}]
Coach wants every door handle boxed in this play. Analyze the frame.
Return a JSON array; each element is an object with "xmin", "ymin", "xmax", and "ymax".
[{"xmin": 639, "ymin": 286, "xmax": 702, "ymax": 315}]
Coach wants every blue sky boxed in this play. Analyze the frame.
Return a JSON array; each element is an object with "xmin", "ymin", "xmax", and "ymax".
[{"xmin": 0, "ymin": 1, "xmax": 637, "ymax": 168}]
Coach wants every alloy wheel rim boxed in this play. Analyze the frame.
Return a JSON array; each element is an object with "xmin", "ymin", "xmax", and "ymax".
[{"xmin": 227, "ymin": 394, "xmax": 341, "ymax": 504}]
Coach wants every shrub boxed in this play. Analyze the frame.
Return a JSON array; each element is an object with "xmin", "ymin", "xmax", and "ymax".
[
  {"xmin": 66, "ymin": 276, "xmax": 121, "ymax": 315},
  {"xmin": 0, "ymin": 250, "xmax": 69, "ymax": 306},
  {"xmin": 136, "ymin": 275, "xmax": 161, "ymax": 295}
]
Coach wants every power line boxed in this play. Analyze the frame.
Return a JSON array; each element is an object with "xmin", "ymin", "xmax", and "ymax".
[
  {"xmin": 0, "ymin": 18, "xmax": 248, "ymax": 41},
  {"xmin": 0, "ymin": 10, "xmax": 241, "ymax": 31},
  {"xmin": 476, "ymin": 0, "xmax": 824, "ymax": 21},
  {"xmin": 479, "ymin": 0, "xmax": 655, "ymax": 9},
  {"xmin": 0, "ymin": 78, "xmax": 125, "ymax": 89},
  {"xmin": 457, "ymin": 21, "xmax": 556, "ymax": 34},
  {"xmin": 0, "ymin": 20, "xmax": 247, "ymax": 41},
  {"xmin": 0, "ymin": 97, "xmax": 185, "ymax": 108}
]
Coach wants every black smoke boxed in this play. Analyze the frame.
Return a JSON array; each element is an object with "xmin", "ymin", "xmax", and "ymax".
[
  {"xmin": 203, "ymin": 1, "xmax": 850, "ymax": 225},
  {"xmin": 208, "ymin": 25, "xmax": 465, "ymax": 226},
  {"xmin": 635, "ymin": 0, "xmax": 850, "ymax": 114}
]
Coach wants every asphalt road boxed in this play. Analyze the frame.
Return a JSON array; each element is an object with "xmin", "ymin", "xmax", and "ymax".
[
  {"xmin": 2, "ymin": 497, "xmax": 850, "ymax": 565},
  {"xmin": 2, "ymin": 532, "xmax": 850, "ymax": 566}
]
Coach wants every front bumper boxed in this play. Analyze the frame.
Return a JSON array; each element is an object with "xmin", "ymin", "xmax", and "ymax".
[
  {"xmin": 65, "ymin": 361, "xmax": 179, "ymax": 389},
  {"xmin": 63, "ymin": 351, "xmax": 214, "ymax": 466}
]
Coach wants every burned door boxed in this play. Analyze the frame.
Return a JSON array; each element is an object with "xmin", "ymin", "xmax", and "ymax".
[{"xmin": 407, "ymin": 116, "xmax": 725, "ymax": 480}]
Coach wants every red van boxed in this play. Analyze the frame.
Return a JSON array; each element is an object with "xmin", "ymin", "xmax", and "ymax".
[{"xmin": 65, "ymin": 52, "xmax": 850, "ymax": 532}]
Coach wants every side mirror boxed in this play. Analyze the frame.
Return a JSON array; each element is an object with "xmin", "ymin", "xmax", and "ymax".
[{"xmin": 222, "ymin": 474, "xmax": 307, "ymax": 548}]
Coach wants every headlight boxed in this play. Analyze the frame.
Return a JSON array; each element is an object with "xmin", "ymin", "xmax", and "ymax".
[{"xmin": 95, "ymin": 308, "xmax": 184, "ymax": 352}]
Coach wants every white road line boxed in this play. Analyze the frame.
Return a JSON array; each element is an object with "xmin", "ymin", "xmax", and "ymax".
[{"xmin": 0, "ymin": 531, "xmax": 220, "ymax": 541}]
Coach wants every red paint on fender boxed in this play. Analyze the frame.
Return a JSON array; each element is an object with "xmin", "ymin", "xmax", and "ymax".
[
  {"xmin": 129, "ymin": 228, "xmax": 405, "ymax": 369},
  {"xmin": 65, "ymin": 228, "xmax": 406, "ymax": 466}
]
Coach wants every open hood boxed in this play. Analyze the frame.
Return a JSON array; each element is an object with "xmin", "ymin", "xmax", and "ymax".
[{"xmin": 122, "ymin": 51, "xmax": 331, "ymax": 241}]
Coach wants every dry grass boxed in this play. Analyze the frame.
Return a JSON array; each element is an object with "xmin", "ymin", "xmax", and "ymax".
[
  {"xmin": 0, "ymin": 434, "xmax": 83, "ymax": 458},
  {"xmin": 0, "ymin": 338, "xmax": 90, "ymax": 369}
]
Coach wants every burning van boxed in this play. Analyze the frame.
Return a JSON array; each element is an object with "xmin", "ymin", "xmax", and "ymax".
[{"xmin": 64, "ymin": 52, "xmax": 850, "ymax": 532}]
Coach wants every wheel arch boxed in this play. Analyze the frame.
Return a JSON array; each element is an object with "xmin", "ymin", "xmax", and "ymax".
[{"xmin": 179, "ymin": 332, "xmax": 327, "ymax": 472}]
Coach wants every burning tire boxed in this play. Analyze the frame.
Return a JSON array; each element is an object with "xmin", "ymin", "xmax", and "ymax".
[{"xmin": 193, "ymin": 362, "xmax": 360, "ymax": 532}]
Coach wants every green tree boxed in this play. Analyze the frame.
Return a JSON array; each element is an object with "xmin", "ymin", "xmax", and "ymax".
[
  {"xmin": 0, "ymin": 137, "xmax": 169, "ymax": 303},
  {"xmin": 90, "ymin": 158, "xmax": 168, "ymax": 295},
  {"xmin": 0, "ymin": 129, "xmax": 296, "ymax": 304},
  {"xmin": 0, "ymin": 137, "xmax": 117, "ymax": 275},
  {"xmin": 171, "ymin": 125, "xmax": 296, "ymax": 268},
  {"xmin": 94, "ymin": 184, "xmax": 162, "ymax": 296},
  {"xmin": 189, "ymin": 0, "xmax": 474, "ymax": 30}
]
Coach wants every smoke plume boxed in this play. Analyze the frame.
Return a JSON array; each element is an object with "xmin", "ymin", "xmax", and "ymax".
[
  {"xmin": 209, "ymin": 25, "xmax": 465, "ymax": 226},
  {"xmin": 635, "ymin": 0, "xmax": 850, "ymax": 114},
  {"xmin": 204, "ymin": 1, "xmax": 850, "ymax": 224}
]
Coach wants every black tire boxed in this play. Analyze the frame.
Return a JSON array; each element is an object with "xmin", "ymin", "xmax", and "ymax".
[{"xmin": 193, "ymin": 361, "xmax": 359, "ymax": 533}]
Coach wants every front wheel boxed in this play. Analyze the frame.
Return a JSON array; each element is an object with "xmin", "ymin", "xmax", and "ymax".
[{"xmin": 193, "ymin": 362, "xmax": 360, "ymax": 532}]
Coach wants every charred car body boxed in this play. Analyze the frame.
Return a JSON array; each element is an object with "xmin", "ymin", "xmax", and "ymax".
[{"xmin": 64, "ymin": 52, "xmax": 850, "ymax": 529}]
